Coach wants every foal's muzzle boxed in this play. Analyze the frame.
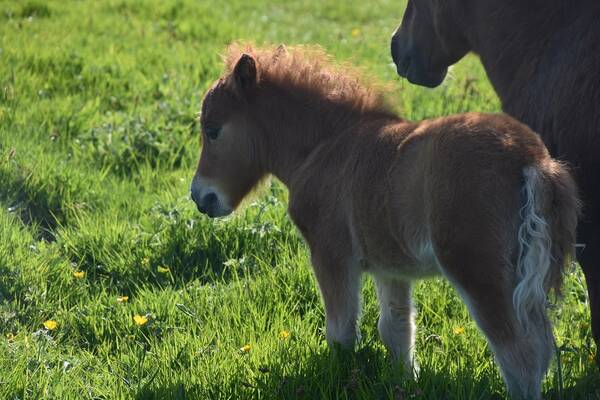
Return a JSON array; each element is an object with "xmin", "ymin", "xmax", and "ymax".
[{"xmin": 190, "ymin": 186, "xmax": 232, "ymax": 218}]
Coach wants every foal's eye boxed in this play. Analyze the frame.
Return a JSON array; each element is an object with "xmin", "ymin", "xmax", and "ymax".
[{"xmin": 204, "ymin": 126, "xmax": 221, "ymax": 141}]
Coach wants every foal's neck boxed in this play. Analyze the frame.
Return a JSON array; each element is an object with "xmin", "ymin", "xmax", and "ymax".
[{"xmin": 253, "ymin": 84, "xmax": 398, "ymax": 187}]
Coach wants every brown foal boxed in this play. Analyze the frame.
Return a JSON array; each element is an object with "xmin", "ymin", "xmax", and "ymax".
[{"xmin": 190, "ymin": 45, "xmax": 579, "ymax": 399}]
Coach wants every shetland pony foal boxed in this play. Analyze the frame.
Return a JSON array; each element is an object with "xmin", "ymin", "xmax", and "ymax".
[{"xmin": 190, "ymin": 45, "xmax": 579, "ymax": 399}]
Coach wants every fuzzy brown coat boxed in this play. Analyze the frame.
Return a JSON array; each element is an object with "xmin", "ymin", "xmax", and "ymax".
[{"xmin": 191, "ymin": 46, "xmax": 579, "ymax": 399}]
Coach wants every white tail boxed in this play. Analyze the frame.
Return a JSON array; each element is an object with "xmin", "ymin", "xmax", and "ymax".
[{"xmin": 513, "ymin": 166, "xmax": 552, "ymax": 331}]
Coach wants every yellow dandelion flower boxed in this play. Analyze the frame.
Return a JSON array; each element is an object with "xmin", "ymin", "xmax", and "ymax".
[
  {"xmin": 279, "ymin": 330, "xmax": 290, "ymax": 339},
  {"xmin": 73, "ymin": 271, "xmax": 85, "ymax": 279},
  {"xmin": 133, "ymin": 315, "xmax": 148, "ymax": 326},
  {"xmin": 157, "ymin": 266, "xmax": 170, "ymax": 274},
  {"xmin": 43, "ymin": 320, "xmax": 58, "ymax": 330},
  {"xmin": 240, "ymin": 344, "xmax": 251, "ymax": 353},
  {"xmin": 453, "ymin": 326, "xmax": 465, "ymax": 335},
  {"xmin": 141, "ymin": 257, "xmax": 150, "ymax": 267},
  {"xmin": 351, "ymin": 28, "xmax": 361, "ymax": 38},
  {"xmin": 117, "ymin": 296, "xmax": 129, "ymax": 303}
]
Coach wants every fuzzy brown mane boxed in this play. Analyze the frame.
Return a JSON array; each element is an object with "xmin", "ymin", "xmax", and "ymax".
[{"xmin": 224, "ymin": 43, "xmax": 396, "ymax": 117}]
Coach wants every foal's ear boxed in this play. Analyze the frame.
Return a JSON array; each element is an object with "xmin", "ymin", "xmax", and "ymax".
[{"xmin": 232, "ymin": 53, "xmax": 258, "ymax": 96}]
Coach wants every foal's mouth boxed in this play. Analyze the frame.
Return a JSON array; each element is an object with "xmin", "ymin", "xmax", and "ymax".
[
  {"xmin": 197, "ymin": 205, "xmax": 233, "ymax": 218},
  {"xmin": 190, "ymin": 188, "xmax": 233, "ymax": 218}
]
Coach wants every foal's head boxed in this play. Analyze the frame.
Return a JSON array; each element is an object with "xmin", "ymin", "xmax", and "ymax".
[
  {"xmin": 191, "ymin": 44, "xmax": 393, "ymax": 217},
  {"xmin": 190, "ymin": 53, "xmax": 265, "ymax": 217},
  {"xmin": 390, "ymin": 0, "xmax": 470, "ymax": 87}
]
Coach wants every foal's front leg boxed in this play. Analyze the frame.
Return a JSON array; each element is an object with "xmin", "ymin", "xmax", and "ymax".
[
  {"xmin": 373, "ymin": 276, "xmax": 417, "ymax": 376},
  {"xmin": 311, "ymin": 250, "xmax": 362, "ymax": 350}
]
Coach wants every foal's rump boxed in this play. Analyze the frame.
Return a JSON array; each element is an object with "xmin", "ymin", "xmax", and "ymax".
[
  {"xmin": 404, "ymin": 113, "xmax": 580, "ymax": 397},
  {"xmin": 413, "ymin": 113, "xmax": 579, "ymax": 311}
]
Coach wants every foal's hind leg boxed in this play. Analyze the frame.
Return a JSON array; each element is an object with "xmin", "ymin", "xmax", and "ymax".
[
  {"xmin": 440, "ymin": 254, "xmax": 553, "ymax": 400},
  {"xmin": 373, "ymin": 276, "xmax": 418, "ymax": 376}
]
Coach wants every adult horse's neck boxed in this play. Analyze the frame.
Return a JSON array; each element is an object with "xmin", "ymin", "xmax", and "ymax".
[
  {"xmin": 252, "ymin": 84, "xmax": 398, "ymax": 187},
  {"xmin": 463, "ymin": 1, "xmax": 575, "ymax": 109}
]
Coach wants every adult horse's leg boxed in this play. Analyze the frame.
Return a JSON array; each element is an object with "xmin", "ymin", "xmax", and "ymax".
[
  {"xmin": 580, "ymin": 233, "xmax": 600, "ymax": 363},
  {"xmin": 311, "ymin": 250, "xmax": 362, "ymax": 349},
  {"xmin": 577, "ymin": 164, "xmax": 600, "ymax": 360},
  {"xmin": 373, "ymin": 276, "xmax": 417, "ymax": 376}
]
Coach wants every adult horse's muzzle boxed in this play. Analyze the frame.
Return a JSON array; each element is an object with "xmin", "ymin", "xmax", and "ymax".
[{"xmin": 390, "ymin": 35, "xmax": 447, "ymax": 88}]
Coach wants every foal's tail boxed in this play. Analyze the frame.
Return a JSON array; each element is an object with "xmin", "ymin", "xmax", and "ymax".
[{"xmin": 513, "ymin": 161, "xmax": 580, "ymax": 330}]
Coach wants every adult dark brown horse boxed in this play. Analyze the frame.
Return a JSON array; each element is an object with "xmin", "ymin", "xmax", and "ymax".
[{"xmin": 390, "ymin": 0, "xmax": 600, "ymax": 359}]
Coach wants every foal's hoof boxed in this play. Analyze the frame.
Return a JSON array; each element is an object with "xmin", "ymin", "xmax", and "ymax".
[
  {"xmin": 328, "ymin": 341, "xmax": 355, "ymax": 359},
  {"xmin": 402, "ymin": 361, "xmax": 419, "ymax": 380},
  {"xmin": 390, "ymin": 356, "xmax": 419, "ymax": 380}
]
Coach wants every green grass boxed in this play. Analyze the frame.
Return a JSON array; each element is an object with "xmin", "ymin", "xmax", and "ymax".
[{"xmin": 0, "ymin": 0, "xmax": 597, "ymax": 398}]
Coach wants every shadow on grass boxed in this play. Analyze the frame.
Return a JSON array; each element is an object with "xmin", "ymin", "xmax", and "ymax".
[
  {"xmin": 547, "ymin": 366, "xmax": 600, "ymax": 399},
  {"xmin": 131, "ymin": 345, "xmax": 517, "ymax": 399},
  {"xmin": 0, "ymin": 166, "xmax": 64, "ymax": 242},
  {"xmin": 61, "ymin": 194, "xmax": 299, "ymax": 296},
  {"xmin": 65, "ymin": 214, "xmax": 299, "ymax": 296},
  {"xmin": 0, "ymin": 155, "xmax": 98, "ymax": 242}
]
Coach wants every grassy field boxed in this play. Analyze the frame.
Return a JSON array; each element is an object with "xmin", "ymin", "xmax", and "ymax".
[{"xmin": 0, "ymin": 0, "xmax": 598, "ymax": 398}]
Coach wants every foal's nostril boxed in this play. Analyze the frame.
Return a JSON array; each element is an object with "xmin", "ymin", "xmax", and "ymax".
[
  {"xmin": 194, "ymin": 192, "xmax": 218, "ymax": 215},
  {"xmin": 203, "ymin": 192, "xmax": 217, "ymax": 207}
]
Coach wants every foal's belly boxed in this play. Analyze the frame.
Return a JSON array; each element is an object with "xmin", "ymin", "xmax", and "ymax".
[
  {"xmin": 349, "ymin": 205, "xmax": 440, "ymax": 280},
  {"xmin": 360, "ymin": 239, "xmax": 441, "ymax": 281}
]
